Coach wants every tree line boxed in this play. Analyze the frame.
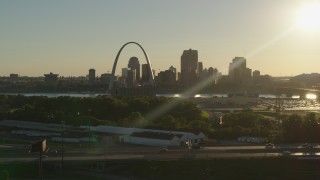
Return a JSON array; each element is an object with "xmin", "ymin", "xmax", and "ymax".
[
  {"xmin": 1, "ymin": 94, "xmax": 319, "ymax": 143},
  {"xmin": 0, "ymin": 95, "xmax": 211, "ymax": 133}
]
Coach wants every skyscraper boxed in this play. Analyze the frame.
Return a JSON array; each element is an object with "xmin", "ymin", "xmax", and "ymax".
[
  {"xmin": 181, "ymin": 49, "xmax": 198, "ymax": 86},
  {"xmin": 228, "ymin": 57, "xmax": 252, "ymax": 82},
  {"xmin": 126, "ymin": 69, "xmax": 136, "ymax": 87},
  {"xmin": 128, "ymin": 57, "xmax": 140, "ymax": 82},
  {"xmin": 197, "ymin": 62, "xmax": 203, "ymax": 78},
  {"xmin": 88, "ymin": 69, "xmax": 96, "ymax": 84},
  {"xmin": 141, "ymin": 64, "xmax": 151, "ymax": 84}
]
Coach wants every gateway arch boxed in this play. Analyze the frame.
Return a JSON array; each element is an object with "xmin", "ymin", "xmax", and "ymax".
[{"xmin": 109, "ymin": 42, "xmax": 155, "ymax": 91}]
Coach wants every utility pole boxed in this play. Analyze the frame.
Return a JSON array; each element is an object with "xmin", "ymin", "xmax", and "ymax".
[{"xmin": 61, "ymin": 121, "xmax": 65, "ymax": 172}]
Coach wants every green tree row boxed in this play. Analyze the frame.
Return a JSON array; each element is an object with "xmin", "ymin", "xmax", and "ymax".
[{"xmin": 0, "ymin": 95, "xmax": 210, "ymax": 133}]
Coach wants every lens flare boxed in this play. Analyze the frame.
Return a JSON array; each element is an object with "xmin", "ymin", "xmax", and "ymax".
[
  {"xmin": 297, "ymin": 2, "xmax": 320, "ymax": 30},
  {"xmin": 306, "ymin": 93, "xmax": 317, "ymax": 100}
]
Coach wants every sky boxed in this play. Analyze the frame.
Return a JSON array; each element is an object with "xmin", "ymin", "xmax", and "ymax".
[{"xmin": 1, "ymin": 0, "xmax": 320, "ymax": 77}]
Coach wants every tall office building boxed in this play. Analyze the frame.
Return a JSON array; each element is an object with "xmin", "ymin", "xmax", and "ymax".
[
  {"xmin": 128, "ymin": 57, "xmax": 140, "ymax": 82},
  {"xmin": 126, "ymin": 69, "xmax": 136, "ymax": 87},
  {"xmin": 141, "ymin": 64, "xmax": 150, "ymax": 83},
  {"xmin": 228, "ymin": 57, "xmax": 251, "ymax": 82},
  {"xmin": 197, "ymin": 62, "xmax": 203, "ymax": 78},
  {"xmin": 88, "ymin": 68, "xmax": 96, "ymax": 84},
  {"xmin": 181, "ymin": 49, "xmax": 198, "ymax": 86},
  {"xmin": 122, "ymin": 68, "xmax": 129, "ymax": 78}
]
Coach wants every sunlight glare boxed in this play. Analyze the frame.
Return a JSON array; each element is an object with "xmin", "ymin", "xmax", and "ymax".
[
  {"xmin": 306, "ymin": 93, "xmax": 317, "ymax": 100},
  {"xmin": 297, "ymin": 2, "xmax": 320, "ymax": 31}
]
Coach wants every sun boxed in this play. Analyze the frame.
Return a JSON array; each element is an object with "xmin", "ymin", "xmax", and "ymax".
[{"xmin": 297, "ymin": 2, "xmax": 320, "ymax": 31}]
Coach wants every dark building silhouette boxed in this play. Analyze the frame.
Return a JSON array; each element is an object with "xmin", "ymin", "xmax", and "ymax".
[
  {"xmin": 128, "ymin": 57, "xmax": 140, "ymax": 82},
  {"xmin": 197, "ymin": 62, "xmax": 203, "ymax": 78},
  {"xmin": 122, "ymin": 68, "xmax": 129, "ymax": 78},
  {"xmin": 168, "ymin": 65, "xmax": 177, "ymax": 81},
  {"xmin": 141, "ymin": 64, "xmax": 151, "ymax": 84},
  {"xmin": 181, "ymin": 49, "xmax": 198, "ymax": 86},
  {"xmin": 253, "ymin": 70, "xmax": 260, "ymax": 78},
  {"xmin": 44, "ymin": 72, "xmax": 59, "ymax": 85},
  {"xmin": 9, "ymin": 73, "xmax": 19, "ymax": 82},
  {"xmin": 156, "ymin": 66, "xmax": 177, "ymax": 87},
  {"xmin": 100, "ymin": 73, "xmax": 112, "ymax": 84},
  {"xmin": 88, "ymin": 69, "xmax": 96, "ymax": 84},
  {"xmin": 126, "ymin": 69, "xmax": 136, "ymax": 88},
  {"xmin": 228, "ymin": 57, "xmax": 251, "ymax": 82}
]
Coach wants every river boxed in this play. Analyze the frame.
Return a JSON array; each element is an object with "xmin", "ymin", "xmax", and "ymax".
[{"xmin": 0, "ymin": 93, "xmax": 280, "ymax": 98}]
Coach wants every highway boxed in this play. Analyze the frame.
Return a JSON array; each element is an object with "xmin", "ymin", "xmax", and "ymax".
[{"xmin": 2, "ymin": 143, "xmax": 320, "ymax": 163}]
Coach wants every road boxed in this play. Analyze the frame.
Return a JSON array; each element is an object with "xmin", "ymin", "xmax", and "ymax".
[{"xmin": 2, "ymin": 143, "xmax": 320, "ymax": 163}]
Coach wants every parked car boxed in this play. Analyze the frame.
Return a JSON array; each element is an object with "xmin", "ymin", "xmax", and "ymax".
[
  {"xmin": 300, "ymin": 143, "xmax": 313, "ymax": 149},
  {"xmin": 192, "ymin": 144, "xmax": 202, "ymax": 149},
  {"xmin": 265, "ymin": 143, "xmax": 275, "ymax": 149},
  {"xmin": 282, "ymin": 151, "xmax": 291, "ymax": 156},
  {"xmin": 159, "ymin": 147, "xmax": 168, "ymax": 153}
]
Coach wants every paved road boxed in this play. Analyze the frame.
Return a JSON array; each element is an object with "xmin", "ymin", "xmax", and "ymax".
[{"xmin": 2, "ymin": 144, "xmax": 320, "ymax": 163}]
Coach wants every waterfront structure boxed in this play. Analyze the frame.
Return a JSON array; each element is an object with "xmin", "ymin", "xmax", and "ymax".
[
  {"xmin": 128, "ymin": 57, "xmax": 140, "ymax": 82},
  {"xmin": 88, "ymin": 68, "xmax": 95, "ymax": 84},
  {"xmin": 181, "ymin": 49, "xmax": 198, "ymax": 87}
]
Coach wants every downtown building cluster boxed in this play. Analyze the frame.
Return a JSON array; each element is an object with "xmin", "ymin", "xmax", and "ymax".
[{"xmin": 0, "ymin": 48, "xmax": 273, "ymax": 93}]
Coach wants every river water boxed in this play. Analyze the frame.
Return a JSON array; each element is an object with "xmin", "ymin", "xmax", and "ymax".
[{"xmin": 0, "ymin": 93, "xmax": 279, "ymax": 98}]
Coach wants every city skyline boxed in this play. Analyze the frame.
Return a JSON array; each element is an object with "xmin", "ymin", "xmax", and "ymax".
[{"xmin": 1, "ymin": 0, "xmax": 320, "ymax": 77}]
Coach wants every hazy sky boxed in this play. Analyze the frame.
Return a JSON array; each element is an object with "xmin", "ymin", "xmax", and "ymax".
[{"xmin": 1, "ymin": 0, "xmax": 320, "ymax": 77}]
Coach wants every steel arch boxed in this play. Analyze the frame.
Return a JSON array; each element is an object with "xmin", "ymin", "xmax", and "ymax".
[{"xmin": 109, "ymin": 42, "xmax": 155, "ymax": 90}]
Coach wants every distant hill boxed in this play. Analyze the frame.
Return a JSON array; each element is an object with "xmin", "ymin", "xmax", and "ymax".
[{"xmin": 291, "ymin": 73, "xmax": 320, "ymax": 81}]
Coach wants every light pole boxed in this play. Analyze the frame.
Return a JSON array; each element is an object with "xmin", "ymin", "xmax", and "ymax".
[
  {"xmin": 61, "ymin": 121, "xmax": 65, "ymax": 172},
  {"xmin": 219, "ymin": 115, "xmax": 223, "ymax": 142},
  {"xmin": 88, "ymin": 109, "xmax": 91, "ymax": 143}
]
